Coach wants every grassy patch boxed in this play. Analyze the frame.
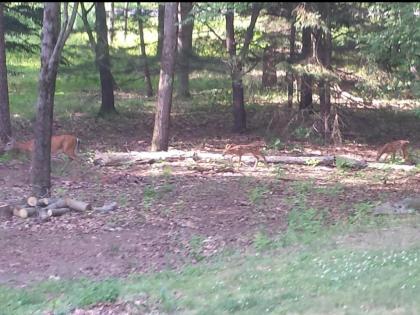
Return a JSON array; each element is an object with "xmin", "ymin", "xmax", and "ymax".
[{"xmin": 2, "ymin": 221, "xmax": 420, "ymax": 314}]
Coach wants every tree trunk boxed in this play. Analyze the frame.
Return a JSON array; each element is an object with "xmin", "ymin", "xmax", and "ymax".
[
  {"xmin": 262, "ymin": 44, "xmax": 277, "ymax": 88},
  {"xmin": 110, "ymin": 2, "xmax": 115, "ymax": 44},
  {"xmin": 287, "ymin": 18, "xmax": 295, "ymax": 108},
  {"xmin": 95, "ymin": 2, "xmax": 117, "ymax": 116},
  {"xmin": 31, "ymin": 4, "xmax": 60, "ymax": 197},
  {"xmin": 317, "ymin": 3, "xmax": 332, "ymax": 143},
  {"xmin": 31, "ymin": 3, "xmax": 77, "ymax": 197},
  {"xmin": 225, "ymin": 4, "xmax": 261, "ymax": 133},
  {"xmin": 151, "ymin": 3, "xmax": 178, "ymax": 151},
  {"xmin": 157, "ymin": 3, "xmax": 165, "ymax": 58},
  {"xmin": 177, "ymin": 2, "xmax": 194, "ymax": 98},
  {"xmin": 226, "ymin": 10, "xmax": 246, "ymax": 133},
  {"xmin": 138, "ymin": 2, "xmax": 153, "ymax": 97},
  {"xmin": 299, "ymin": 27, "xmax": 313, "ymax": 110},
  {"xmin": 0, "ymin": 3, "xmax": 11, "ymax": 143}
]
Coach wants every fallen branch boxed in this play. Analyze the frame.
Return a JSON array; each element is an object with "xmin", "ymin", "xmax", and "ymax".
[
  {"xmin": 65, "ymin": 198, "xmax": 92, "ymax": 211},
  {"xmin": 47, "ymin": 208, "xmax": 71, "ymax": 217},
  {"xmin": 93, "ymin": 202, "xmax": 118, "ymax": 213},
  {"xmin": 45, "ymin": 199, "xmax": 68, "ymax": 210}
]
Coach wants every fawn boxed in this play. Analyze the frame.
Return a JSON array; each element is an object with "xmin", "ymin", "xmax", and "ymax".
[
  {"xmin": 376, "ymin": 140, "xmax": 410, "ymax": 162},
  {"xmin": 4, "ymin": 134, "xmax": 80, "ymax": 160},
  {"xmin": 222, "ymin": 143, "xmax": 268, "ymax": 168}
]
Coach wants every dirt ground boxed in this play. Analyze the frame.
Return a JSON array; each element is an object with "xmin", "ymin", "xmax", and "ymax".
[{"xmin": 1, "ymin": 109, "xmax": 420, "ymax": 288}]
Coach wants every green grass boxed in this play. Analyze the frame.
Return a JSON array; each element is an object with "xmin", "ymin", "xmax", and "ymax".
[{"xmin": 1, "ymin": 219, "xmax": 420, "ymax": 315}]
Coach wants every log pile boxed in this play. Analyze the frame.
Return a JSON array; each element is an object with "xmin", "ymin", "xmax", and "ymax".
[{"xmin": 2, "ymin": 197, "xmax": 118, "ymax": 221}]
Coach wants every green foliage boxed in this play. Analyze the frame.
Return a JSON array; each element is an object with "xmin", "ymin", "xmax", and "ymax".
[
  {"xmin": 4, "ymin": 3, "xmax": 43, "ymax": 53},
  {"xmin": 253, "ymin": 230, "xmax": 274, "ymax": 251},
  {"xmin": 142, "ymin": 185, "xmax": 157, "ymax": 209},
  {"xmin": 348, "ymin": 202, "xmax": 374, "ymax": 225},
  {"xmin": 78, "ymin": 280, "xmax": 120, "ymax": 307},
  {"xmin": 248, "ymin": 186, "xmax": 269, "ymax": 205},
  {"xmin": 360, "ymin": 3, "xmax": 420, "ymax": 94},
  {"xmin": 188, "ymin": 235, "xmax": 205, "ymax": 262}
]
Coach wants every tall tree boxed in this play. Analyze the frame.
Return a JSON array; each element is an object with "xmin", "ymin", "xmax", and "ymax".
[
  {"xmin": 225, "ymin": 3, "xmax": 261, "ymax": 132},
  {"xmin": 156, "ymin": 3, "xmax": 165, "ymax": 57},
  {"xmin": 287, "ymin": 15, "xmax": 296, "ymax": 108},
  {"xmin": 81, "ymin": 3, "xmax": 117, "ymax": 116},
  {"xmin": 177, "ymin": 2, "xmax": 194, "ymax": 97},
  {"xmin": 151, "ymin": 2, "xmax": 178, "ymax": 151},
  {"xmin": 137, "ymin": 2, "xmax": 153, "ymax": 97},
  {"xmin": 299, "ymin": 26, "xmax": 314, "ymax": 110},
  {"xmin": 0, "ymin": 3, "xmax": 12, "ymax": 143},
  {"xmin": 316, "ymin": 3, "xmax": 332, "ymax": 142},
  {"xmin": 32, "ymin": 2, "xmax": 78, "ymax": 197}
]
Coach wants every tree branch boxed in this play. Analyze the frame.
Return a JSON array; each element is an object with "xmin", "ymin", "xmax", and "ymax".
[
  {"xmin": 48, "ymin": 2, "xmax": 79, "ymax": 70},
  {"xmin": 80, "ymin": 2, "xmax": 97, "ymax": 53},
  {"xmin": 239, "ymin": 3, "xmax": 262, "ymax": 62}
]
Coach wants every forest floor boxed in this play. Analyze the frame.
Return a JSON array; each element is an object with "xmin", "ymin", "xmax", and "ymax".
[{"xmin": 1, "ymin": 99, "xmax": 420, "ymax": 293}]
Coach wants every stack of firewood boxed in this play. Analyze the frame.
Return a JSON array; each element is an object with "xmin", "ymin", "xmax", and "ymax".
[{"xmin": 0, "ymin": 198, "xmax": 117, "ymax": 220}]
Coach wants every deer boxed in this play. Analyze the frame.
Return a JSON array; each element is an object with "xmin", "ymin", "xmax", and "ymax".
[
  {"xmin": 222, "ymin": 143, "xmax": 268, "ymax": 168},
  {"xmin": 4, "ymin": 134, "xmax": 80, "ymax": 161}
]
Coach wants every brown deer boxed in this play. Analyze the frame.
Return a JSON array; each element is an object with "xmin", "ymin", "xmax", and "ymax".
[
  {"xmin": 222, "ymin": 143, "xmax": 268, "ymax": 168},
  {"xmin": 376, "ymin": 140, "xmax": 410, "ymax": 162},
  {"xmin": 4, "ymin": 135, "xmax": 80, "ymax": 160}
]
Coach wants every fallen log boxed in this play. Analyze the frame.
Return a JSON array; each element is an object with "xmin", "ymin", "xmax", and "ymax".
[
  {"xmin": 0, "ymin": 204, "xmax": 12, "ymax": 218},
  {"xmin": 47, "ymin": 208, "xmax": 71, "ymax": 217},
  {"xmin": 15, "ymin": 207, "xmax": 38, "ymax": 219},
  {"xmin": 45, "ymin": 199, "xmax": 67, "ymax": 210},
  {"xmin": 26, "ymin": 196, "xmax": 38, "ymax": 207},
  {"xmin": 93, "ymin": 150, "xmax": 340, "ymax": 167},
  {"xmin": 65, "ymin": 198, "xmax": 92, "ymax": 211},
  {"xmin": 93, "ymin": 202, "xmax": 118, "ymax": 213},
  {"xmin": 93, "ymin": 150, "xmax": 418, "ymax": 171}
]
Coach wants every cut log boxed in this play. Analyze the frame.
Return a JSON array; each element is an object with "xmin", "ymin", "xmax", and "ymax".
[
  {"xmin": 0, "ymin": 204, "xmax": 12, "ymax": 218},
  {"xmin": 38, "ymin": 208, "xmax": 49, "ymax": 221},
  {"xmin": 16, "ymin": 207, "xmax": 38, "ymax": 219},
  {"xmin": 65, "ymin": 198, "xmax": 92, "ymax": 211},
  {"xmin": 47, "ymin": 208, "xmax": 71, "ymax": 217},
  {"xmin": 37, "ymin": 198, "xmax": 51, "ymax": 207},
  {"xmin": 45, "ymin": 199, "xmax": 68, "ymax": 210},
  {"xmin": 27, "ymin": 196, "xmax": 38, "ymax": 207},
  {"xmin": 93, "ymin": 202, "xmax": 118, "ymax": 213}
]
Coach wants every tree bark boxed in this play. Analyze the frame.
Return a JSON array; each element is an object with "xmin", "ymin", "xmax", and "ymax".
[
  {"xmin": 287, "ymin": 18, "xmax": 295, "ymax": 108},
  {"xmin": 0, "ymin": 3, "xmax": 12, "ymax": 143},
  {"xmin": 226, "ymin": 4, "xmax": 261, "ymax": 133},
  {"xmin": 157, "ymin": 3, "xmax": 165, "ymax": 58},
  {"xmin": 226, "ymin": 10, "xmax": 246, "ymax": 133},
  {"xmin": 95, "ymin": 2, "xmax": 117, "ymax": 116},
  {"xmin": 32, "ymin": 3, "xmax": 78, "ymax": 197},
  {"xmin": 299, "ymin": 27, "xmax": 313, "ymax": 110},
  {"xmin": 137, "ymin": 2, "xmax": 153, "ymax": 97},
  {"xmin": 151, "ymin": 3, "xmax": 178, "ymax": 151},
  {"xmin": 177, "ymin": 2, "xmax": 194, "ymax": 98},
  {"xmin": 317, "ymin": 3, "xmax": 332, "ymax": 143},
  {"xmin": 32, "ymin": 3, "xmax": 61, "ymax": 197}
]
